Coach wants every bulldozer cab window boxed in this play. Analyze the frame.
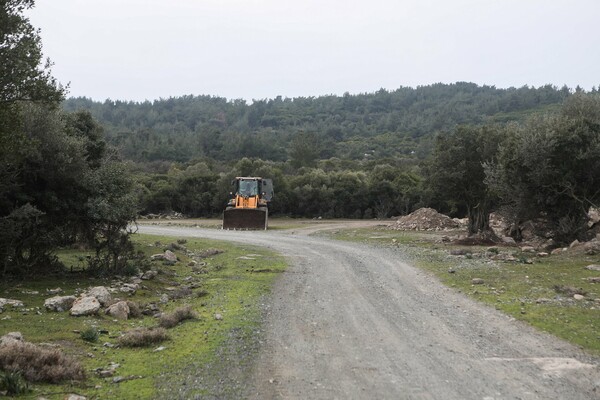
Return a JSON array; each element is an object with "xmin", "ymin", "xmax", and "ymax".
[{"xmin": 238, "ymin": 180, "xmax": 258, "ymax": 196}]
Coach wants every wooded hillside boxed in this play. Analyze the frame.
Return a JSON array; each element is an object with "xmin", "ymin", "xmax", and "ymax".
[{"xmin": 64, "ymin": 83, "xmax": 571, "ymax": 163}]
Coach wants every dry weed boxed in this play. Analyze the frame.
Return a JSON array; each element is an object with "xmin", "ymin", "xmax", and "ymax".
[{"xmin": 0, "ymin": 342, "xmax": 85, "ymax": 383}]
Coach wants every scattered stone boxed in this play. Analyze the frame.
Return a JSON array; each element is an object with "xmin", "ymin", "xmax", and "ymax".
[
  {"xmin": 188, "ymin": 261, "xmax": 197, "ymax": 267},
  {"xmin": 0, "ymin": 298, "xmax": 24, "ymax": 310},
  {"xmin": 573, "ymin": 294, "xmax": 585, "ymax": 301},
  {"xmin": 164, "ymin": 250, "xmax": 178, "ymax": 263},
  {"xmin": 159, "ymin": 294, "xmax": 169, "ymax": 304},
  {"xmin": 112, "ymin": 375, "xmax": 142, "ymax": 384},
  {"xmin": 520, "ymin": 246, "xmax": 536, "ymax": 253},
  {"xmin": 21, "ymin": 289, "xmax": 39, "ymax": 295},
  {"xmin": 97, "ymin": 369, "xmax": 115, "ymax": 378},
  {"xmin": 46, "ymin": 287, "xmax": 63, "ymax": 295},
  {"xmin": 105, "ymin": 301, "xmax": 130, "ymax": 320},
  {"xmin": 237, "ymin": 256, "xmax": 256, "ymax": 260},
  {"xmin": 65, "ymin": 395, "xmax": 87, "ymax": 400},
  {"xmin": 198, "ymin": 248, "xmax": 224, "ymax": 258},
  {"xmin": 450, "ymin": 249, "xmax": 467, "ymax": 256},
  {"xmin": 551, "ymin": 248, "xmax": 564, "ymax": 255},
  {"xmin": 536, "ymin": 252, "xmax": 549, "ymax": 257},
  {"xmin": 141, "ymin": 270, "xmax": 158, "ymax": 280},
  {"xmin": 86, "ymin": 286, "xmax": 112, "ymax": 306},
  {"xmin": 501, "ymin": 236, "xmax": 516, "ymax": 245},
  {"xmin": 471, "ymin": 278, "xmax": 485, "ymax": 285},
  {"xmin": 119, "ymin": 283, "xmax": 138, "ymax": 295},
  {"xmin": 587, "ymin": 277, "xmax": 600, "ymax": 283},
  {"xmin": 70, "ymin": 296, "xmax": 101, "ymax": 316},
  {"xmin": 0, "ymin": 331, "xmax": 23, "ymax": 346},
  {"xmin": 585, "ymin": 265, "xmax": 600, "ymax": 271},
  {"xmin": 569, "ymin": 240, "xmax": 581, "ymax": 249},
  {"xmin": 214, "ymin": 313, "xmax": 223, "ymax": 320},
  {"xmin": 44, "ymin": 295, "xmax": 76, "ymax": 312},
  {"xmin": 153, "ymin": 346, "xmax": 166, "ymax": 352},
  {"xmin": 142, "ymin": 303, "xmax": 160, "ymax": 315},
  {"xmin": 535, "ymin": 298, "xmax": 552, "ymax": 304},
  {"xmin": 151, "ymin": 253, "xmax": 165, "ymax": 261},
  {"xmin": 448, "ymin": 268, "xmax": 456, "ymax": 274},
  {"xmin": 130, "ymin": 277, "xmax": 143, "ymax": 285},
  {"xmin": 103, "ymin": 342, "xmax": 115, "ymax": 348}
]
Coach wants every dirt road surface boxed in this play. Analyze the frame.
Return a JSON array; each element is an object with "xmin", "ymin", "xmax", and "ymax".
[{"xmin": 138, "ymin": 224, "xmax": 600, "ymax": 399}]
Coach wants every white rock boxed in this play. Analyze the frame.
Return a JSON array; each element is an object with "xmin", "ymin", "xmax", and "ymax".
[
  {"xmin": 70, "ymin": 296, "xmax": 101, "ymax": 316},
  {"xmin": 65, "ymin": 395, "xmax": 87, "ymax": 400},
  {"xmin": 86, "ymin": 286, "xmax": 112, "ymax": 306},
  {"xmin": 0, "ymin": 298, "xmax": 24, "ymax": 309},
  {"xmin": 119, "ymin": 283, "xmax": 138, "ymax": 295},
  {"xmin": 164, "ymin": 250, "xmax": 177, "ymax": 262},
  {"xmin": 46, "ymin": 287, "xmax": 63, "ymax": 295},
  {"xmin": 105, "ymin": 301, "xmax": 130, "ymax": 320},
  {"xmin": 141, "ymin": 270, "xmax": 158, "ymax": 280},
  {"xmin": 0, "ymin": 331, "xmax": 23, "ymax": 346},
  {"xmin": 500, "ymin": 236, "xmax": 517, "ymax": 244},
  {"xmin": 573, "ymin": 294, "xmax": 585, "ymax": 301},
  {"xmin": 44, "ymin": 295, "xmax": 76, "ymax": 312}
]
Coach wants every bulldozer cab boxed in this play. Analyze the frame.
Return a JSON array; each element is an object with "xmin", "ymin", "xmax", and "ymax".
[
  {"xmin": 231, "ymin": 178, "xmax": 273, "ymax": 201},
  {"xmin": 236, "ymin": 179, "xmax": 259, "ymax": 197}
]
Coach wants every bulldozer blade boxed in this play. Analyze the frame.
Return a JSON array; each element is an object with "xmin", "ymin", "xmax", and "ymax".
[{"xmin": 222, "ymin": 208, "xmax": 268, "ymax": 230}]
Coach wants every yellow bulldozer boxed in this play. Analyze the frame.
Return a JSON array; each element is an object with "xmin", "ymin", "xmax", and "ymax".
[{"xmin": 222, "ymin": 177, "xmax": 273, "ymax": 230}]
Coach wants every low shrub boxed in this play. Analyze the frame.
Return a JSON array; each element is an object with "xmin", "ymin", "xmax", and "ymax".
[
  {"xmin": 0, "ymin": 342, "xmax": 85, "ymax": 383},
  {"xmin": 0, "ymin": 370, "xmax": 30, "ymax": 395},
  {"xmin": 117, "ymin": 328, "xmax": 168, "ymax": 347},
  {"xmin": 80, "ymin": 327, "xmax": 99, "ymax": 343},
  {"xmin": 169, "ymin": 287, "xmax": 192, "ymax": 300},
  {"xmin": 159, "ymin": 305, "xmax": 197, "ymax": 329}
]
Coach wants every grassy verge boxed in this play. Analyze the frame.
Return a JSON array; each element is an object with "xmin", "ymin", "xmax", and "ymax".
[
  {"xmin": 320, "ymin": 227, "xmax": 600, "ymax": 355},
  {"xmin": 135, "ymin": 217, "xmax": 343, "ymax": 231},
  {"xmin": 0, "ymin": 234, "xmax": 285, "ymax": 399}
]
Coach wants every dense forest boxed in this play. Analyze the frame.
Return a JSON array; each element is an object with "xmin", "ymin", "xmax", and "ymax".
[
  {"xmin": 64, "ymin": 83, "xmax": 572, "ymax": 163},
  {"xmin": 3, "ymin": 0, "xmax": 600, "ymax": 279}
]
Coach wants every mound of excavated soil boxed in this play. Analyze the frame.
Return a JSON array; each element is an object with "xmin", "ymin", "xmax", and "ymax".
[{"xmin": 391, "ymin": 208, "xmax": 459, "ymax": 231}]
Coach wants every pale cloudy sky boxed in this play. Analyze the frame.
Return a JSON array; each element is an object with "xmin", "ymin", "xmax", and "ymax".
[{"xmin": 28, "ymin": 0, "xmax": 600, "ymax": 102}]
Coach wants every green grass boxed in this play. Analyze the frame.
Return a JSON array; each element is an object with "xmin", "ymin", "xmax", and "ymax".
[
  {"xmin": 0, "ymin": 234, "xmax": 286, "ymax": 399},
  {"xmin": 321, "ymin": 227, "xmax": 600, "ymax": 355}
]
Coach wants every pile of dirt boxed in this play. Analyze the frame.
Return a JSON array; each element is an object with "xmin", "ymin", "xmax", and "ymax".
[{"xmin": 391, "ymin": 208, "xmax": 459, "ymax": 231}]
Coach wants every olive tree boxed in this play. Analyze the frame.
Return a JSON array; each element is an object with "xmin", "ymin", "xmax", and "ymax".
[
  {"xmin": 424, "ymin": 125, "xmax": 503, "ymax": 235},
  {"xmin": 485, "ymin": 94, "xmax": 600, "ymax": 243}
]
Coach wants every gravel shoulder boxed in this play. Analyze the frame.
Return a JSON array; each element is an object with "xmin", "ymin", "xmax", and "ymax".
[{"xmin": 137, "ymin": 224, "xmax": 600, "ymax": 400}]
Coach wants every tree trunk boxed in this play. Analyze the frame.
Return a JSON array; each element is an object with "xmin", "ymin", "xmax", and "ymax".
[{"xmin": 467, "ymin": 204, "xmax": 491, "ymax": 235}]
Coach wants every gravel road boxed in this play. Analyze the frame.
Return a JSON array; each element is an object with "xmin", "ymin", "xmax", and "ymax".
[{"xmin": 138, "ymin": 224, "xmax": 600, "ymax": 400}]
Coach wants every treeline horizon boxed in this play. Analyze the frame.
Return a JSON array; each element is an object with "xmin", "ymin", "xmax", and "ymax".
[{"xmin": 63, "ymin": 82, "xmax": 578, "ymax": 165}]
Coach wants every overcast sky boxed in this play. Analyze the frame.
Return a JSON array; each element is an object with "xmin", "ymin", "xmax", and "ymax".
[{"xmin": 27, "ymin": 0, "xmax": 600, "ymax": 102}]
